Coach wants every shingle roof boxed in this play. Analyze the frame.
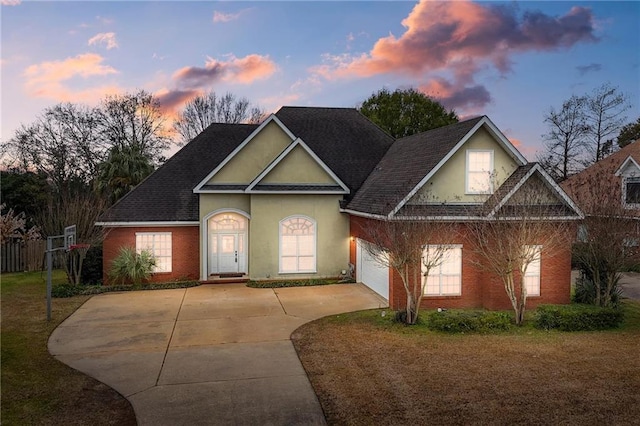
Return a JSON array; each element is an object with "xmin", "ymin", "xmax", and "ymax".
[
  {"xmin": 561, "ymin": 140, "xmax": 640, "ymax": 216},
  {"xmin": 346, "ymin": 116, "xmax": 485, "ymax": 216},
  {"xmin": 99, "ymin": 123, "xmax": 257, "ymax": 222},
  {"xmin": 99, "ymin": 107, "xmax": 394, "ymax": 223},
  {"xmin": 275, "ymin": 107, "xmax": 394, "ymax": 195}
]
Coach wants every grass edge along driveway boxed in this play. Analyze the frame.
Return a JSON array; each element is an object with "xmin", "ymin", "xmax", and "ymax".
[
  {"xmin": 292, "ymin": 303, "xmax": 640, "ymax": 425},
  {"xmin": 1, "ymin": 271, "xmax": 136, "ymax": 426}
]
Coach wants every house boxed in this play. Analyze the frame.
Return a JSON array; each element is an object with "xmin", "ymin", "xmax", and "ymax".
[
  {"xmin": 561, "ymin": 140, "xmax": 640, "ymax": 217},
  {"xmin": 98, "ymin": 107, "xmax": 582, "ymax": 311}
]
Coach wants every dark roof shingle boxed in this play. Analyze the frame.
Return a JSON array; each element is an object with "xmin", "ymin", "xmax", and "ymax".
[
  {"xmin": 99, "ymin": 123, "xmax": 257, "ymax": 222},
  {"xmin": 346, "ymin": 116, "xmax": 485, "ymax": 216}
]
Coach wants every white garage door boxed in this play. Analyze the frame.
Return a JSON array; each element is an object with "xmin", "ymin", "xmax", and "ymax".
[{"xmin": 356, "ymin": 238, "xmax": 389, "ymax": 300}]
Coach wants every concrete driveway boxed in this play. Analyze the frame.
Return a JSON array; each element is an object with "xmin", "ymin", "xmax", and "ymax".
[{"xmin": 48, "ymin": 283, "xmax": 386, "ymax": 425}]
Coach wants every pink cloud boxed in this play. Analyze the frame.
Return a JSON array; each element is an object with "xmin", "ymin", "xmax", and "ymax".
[
  {"xmin": 420, "ymin": 77, "xmax": 491, "ymax": 112},
  {"xmin": 213, "ymin": 11, "xmax": 240, "ymax": 23},
  {"xmin": 155, "ymin": 88, "xmax": 201, "ymax": 115},
  {"xmin": 212, "ymin": 8, "xmax": 252, "ymax": 23},
  {"xmin": 330, "ymin": 1, "xmax": 597, "ymax": 79},
  {"xmin": 173, "ymin": 54, "xmax": 276, "ymax": 89},
  {"xmin": 24, "ymin": 53, "xmax": 120, "ymax": 102},
  {"xmin": 88, "ymin": 32, "xmax": 118, "ymax": 50},
  {"xmin": 1, "ymin": 0, "xmax": 21, "ymax": 5},
  {"xmin": 313, "ymin": 0, "xmax": 597, "ymax": 115}
]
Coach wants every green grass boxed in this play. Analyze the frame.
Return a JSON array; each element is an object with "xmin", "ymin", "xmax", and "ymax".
[{"xmin": 1, "ymin": 270, "xmax": 136, "ymax": 425}]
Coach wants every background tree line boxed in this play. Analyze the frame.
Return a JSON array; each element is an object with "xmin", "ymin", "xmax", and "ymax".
[{"xmin": 538, "ymin": 83, "xmax": 637, "ymax": 181}]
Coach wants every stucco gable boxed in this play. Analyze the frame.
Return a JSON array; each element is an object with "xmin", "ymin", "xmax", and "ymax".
[
  {"xmin": 247, "ymin": 138, "xmax": 349, "ymax": 193},
  {"xmin": 194, "ymin": 115, "xmax": 295, "ymax": 191}
]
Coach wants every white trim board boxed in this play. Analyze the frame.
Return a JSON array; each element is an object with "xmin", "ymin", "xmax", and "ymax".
[
  {"xmin": 389, "ymin": 116, "xmax": 528, "ymax": 217},
  {"xmin": 96, "ymin": 221, "xmax": 199, "ymax": 227},
  {"xmin": 193, "ymin": 114, "xmax": 296, "ymax": 194},
  {"xmin": 246, "ymin": 137, "xmax": 350, "ymax": 193}
]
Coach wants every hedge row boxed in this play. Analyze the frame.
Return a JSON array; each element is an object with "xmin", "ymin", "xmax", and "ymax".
[
  {"xmin": 51, "ymin": 281, "xmax": 200, "ymax": 298},
  {"xmin": 425, "ymin": 310, "xmax": 512, "ymax": 333},
  {"xmin": 534, "ymin": 304, "xmax": 624, "ymax": 331}
]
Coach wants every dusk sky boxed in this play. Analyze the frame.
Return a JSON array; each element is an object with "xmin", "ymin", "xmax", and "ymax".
[{"xmin": 2, "ymin": 0, "xmax": 639, "ymax": 160}]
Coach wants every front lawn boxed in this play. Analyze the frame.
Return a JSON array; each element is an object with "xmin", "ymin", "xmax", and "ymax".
[
  {"xmin": 1, "ymin": 271, "xmax": 136, "ymax": 425},
  {"xmin": 292, "ymin": 302, "xmax": 640, "ymax": 425}
]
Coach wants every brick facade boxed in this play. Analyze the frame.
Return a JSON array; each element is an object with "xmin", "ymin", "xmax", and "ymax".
[
  {"xmin": 350, "ymin": 216, "xmax": 573, "ymax": 311},
  {"xmin": 103, "ymin": 226, "xmax": 200, "ymax": 283}
]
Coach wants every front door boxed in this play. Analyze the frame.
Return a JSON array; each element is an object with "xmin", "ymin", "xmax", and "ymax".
[
  {"xmin": 207, "ymin": 212, "xmax": 248, "ymax": 276},
  {"xmin": 218, "ymin": 233, "xmax": 239, "ymax": 273}
]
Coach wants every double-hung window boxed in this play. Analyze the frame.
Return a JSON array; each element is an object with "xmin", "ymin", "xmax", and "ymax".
[
  {"xmin": 423, "ymin": 245, "xmax": 462, "ymax": 296},
  {"xmin": 624, "ymin": 177, "xmax": 640, "ymax": 207},
  {"xmin": 524, "ymin": 245, "xmax": 541, "ymax": 296},
  {"xmin": 466, "ymin": 150, "xmax": 494, "ymax": 194},
  {"xmin": 136, "ymin": 232, "xmax": 172, "ymax": 273},
  {"xmin": 280, "ymin": 216, "xmax": 316, "ymax": 273}
]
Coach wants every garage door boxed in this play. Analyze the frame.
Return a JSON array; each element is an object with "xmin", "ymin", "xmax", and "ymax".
[{"xmin": 356, "ymin": 238, "xmax": 389, "ymax": 300}]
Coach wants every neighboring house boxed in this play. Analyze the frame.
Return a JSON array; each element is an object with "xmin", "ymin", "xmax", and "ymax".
[
  {"xmin": 561, "ymin": 140, "xmax": 640, "ymax": 216},
  {"xmin": 98, "ymin": 107, "xmax": 582, "ymax": 311}
]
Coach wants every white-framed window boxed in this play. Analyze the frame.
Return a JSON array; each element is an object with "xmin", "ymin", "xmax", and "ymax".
[
  {"xmin": 423, "ymin": 245, "xmax": 462, "ymax": 296},
  {"xmin": 524, "ymin": 245, "xmax": 541, "ymax": 296},
  {"xmin": 279, "ymin": 216, "xmax": 316, "ymax": 273},
  {"xmin": 136, "ymin": 232, "xmax": 172, "ymax": 273},
  {"xmin": 623, "ymin": 177, "xmax": 640, "ymax": 208},
  {"xmin": 466, "ymin": 150, "xmax": 494, "ymax": 194}
]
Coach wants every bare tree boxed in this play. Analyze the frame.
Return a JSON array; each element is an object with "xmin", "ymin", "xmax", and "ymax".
[
  {"xmin": 563, "ymin": 167, "xmax": 638, "ymax": 307},
  {"xmin": 97, "ymin": 90, "xmax": 171, "ymax": 165},
  {"xmin": 173, "ymin": 91, "xmax": 265, "ymax": 144},
  {"xmin": 584, "ymin": 83, "xmax": 630, "ymax": 163},
  {"xmin": 359, "ymin": 219, "xmax": 454, "ymax": 324},
  {"xmin": 467, "ymin": 183, "xmax": 573, "ymax": 325},
  {"xmin": 538, "ymin": 95, "xmax": 589, "ymax": 181},
  {"xmin": 2, "ymin": 103, "xmax": 104, "ymax": 190},
  {"xmin": 36, "ymin": 190, "xmax": 110, "ymax": 285}
]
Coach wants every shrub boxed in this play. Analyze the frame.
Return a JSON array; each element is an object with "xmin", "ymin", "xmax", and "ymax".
[
  {"xmin": 108, "ymin": 247, "xmax": 156, "ymax": 284},
  {"xmin": 52, "ymin": 280, "xmax": 200, "ymax": 298},
  {"xmin": 573, "ymin": 272, "xmax": 622, "ymax": 307},
  {"xmin": 80, "ymin": 245, "xmax": 103, "ymax": 285},
  {"xmin": 246, "ymin": 278, "xmax": 347, "ymax": 288},
  {"xmin": 534, "ymin": 304, "xmax": 624, "ymax": 331},
  {"xmin": 426, "ymin": 309, "xmax": 512, "ymax": 333}
]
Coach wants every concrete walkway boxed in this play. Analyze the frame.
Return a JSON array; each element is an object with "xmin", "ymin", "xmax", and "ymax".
[{"xmin": 48, "ymin": 283, "xmax": 386, "ymax": 425}]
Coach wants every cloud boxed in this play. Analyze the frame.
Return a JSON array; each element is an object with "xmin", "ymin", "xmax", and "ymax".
[
  {"xmin": 420, "ymin": 77, "xmax": 492, "ymax": 112},
  {"xmin": 155, "ymin": 88, "xmax": 201, "ymax": 113},
  {"xmin": 1, "ymin": 0, "xmax": 21, "ymax": 5},
  {"xmin": 329, "ymin": 1, "xmax": 597, "ymax": 79},
  {"xmin": 213, "ymin": 11, "xmax": 240, "ymax": 23},
  {"xmin": 88, "ymin": 32, "xmax": 118, "ymax": 50},
  {"xmin": 312, "ymin": 1, "xmax": 597, "ymax": 115},
  {"xmin": 173, "ymin": 54, "xmax": 276, "ymax": 89},
  {"xmin": 212, "ymin": 8, "xmax": 251, "ymax": 23},
  {"xmin": 24, "ymin": 53, "xmax": 120, "ymax": 102},
  {"xmin": 576, "ymin": 63, "xmax": 602, "ymax": 76}
]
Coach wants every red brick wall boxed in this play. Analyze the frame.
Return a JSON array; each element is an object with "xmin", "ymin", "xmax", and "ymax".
[
  {"xmin": 349, "ymin": 216, "xmax": 573, "ymax": 311},
  {"xmin": 103, "ymin": 226, "xmax": 200, "ymax": 283}
]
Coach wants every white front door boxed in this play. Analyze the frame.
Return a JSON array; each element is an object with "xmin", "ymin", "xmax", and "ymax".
[
  {"xmin": 207, "ymin": 212, "xmax": 248, "ymax": 276},
  {"xmin": 218, "ymin": 233, "xmax": 239, "ymax": 273}
]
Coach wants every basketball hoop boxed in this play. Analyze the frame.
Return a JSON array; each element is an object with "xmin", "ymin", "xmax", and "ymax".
[{"xmin": 67, "ymin": 243, "xmax": 91, "ymax": 252}]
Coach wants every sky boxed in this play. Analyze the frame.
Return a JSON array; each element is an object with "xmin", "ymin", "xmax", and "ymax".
[{"xmin": 1, "ymin": 0, "xmax": 639, "ymax": 160}]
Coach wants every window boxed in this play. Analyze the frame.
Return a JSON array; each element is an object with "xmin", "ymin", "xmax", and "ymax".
[
  {"xmin": 624, "ymin": 177, "xmax": 640, "ymax": 207},
  {"xmin": 524, "ymin": 245, "xmax": 541, "ymax": 296},
  {"xmin": 279, "ymin": 216, "xmax": 316, "ymax": 273},
  {"xmin": 136, "ymin": 232, "xmax": 172, "ymax": 273},
  {"xmin": 466, "ymin": 150, "xmax": 493, "ymax": 194},
  {"xmin": 423, "ymin": 245, "xmax": 462, "ymax": 296}
]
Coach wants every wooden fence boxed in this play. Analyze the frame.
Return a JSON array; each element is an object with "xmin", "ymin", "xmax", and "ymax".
[{"xmin": 1, "ymin": 240, "xmax": 61, "ymax": 273}]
